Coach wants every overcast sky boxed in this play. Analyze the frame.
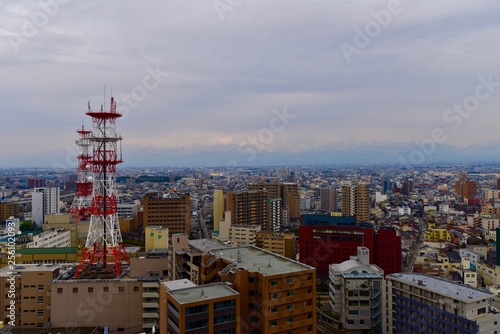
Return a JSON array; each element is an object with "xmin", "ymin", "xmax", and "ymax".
[{"xmin": 2, "ymin": 0, "xmax": 500, "ymax": 167}]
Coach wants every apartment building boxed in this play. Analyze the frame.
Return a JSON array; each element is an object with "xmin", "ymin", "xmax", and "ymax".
[
  {"xmin": 329, "ymin": 247, "xmax": 384, "ymax": 333},
  {"xmin": 256, "ymin": 231, "xmax": 296, "ymax": 259},
  {"xmin": 385, "ymin": 273, "xmax": 500, "ymax": 333},
  {"xmin": 143, "ymin": 192, "xmax": 190, "ymax": 235},
  {"xmin": 200, "ymin": 246, "xmax": 317, "ymax": 334},
  {"xmin": 160, "ymin": 281, "xmax": 240, "ymax": 334},
  {"xmin": 0, "ymin": 264, "xmax": 60, "ymax": 329}
]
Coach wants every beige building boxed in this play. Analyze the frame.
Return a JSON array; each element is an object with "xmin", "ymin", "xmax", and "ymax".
[
  {"xmin": 43, "ymin": 213, "xmax": 89, "ymax": 248},
  {"xmin": 213, "ymin": 189, "xmax": 224, "ymax": 232},
  {"xmin": 145, "ymin": 226, "xmax": 169, "ymax": 252},
  {"xmin": 476, "ymin": 262, "xmax": 500, "ymax": 286},
  {"xmin": 0, "ymin": 264, "xmax": 60, "ymax": 329},
  {"xmin": 341, "ymin": 183, "xmax": 370, "ymax": 222},
  {"xmin": 256, "ymin": 231, "xmax": 296, "ymax": 259},
  {"xmin": 51, "ymin": 277, "xmax": 143, "ymax": 334}
]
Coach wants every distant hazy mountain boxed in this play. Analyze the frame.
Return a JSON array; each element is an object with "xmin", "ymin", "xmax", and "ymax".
[{"xmin": 4, "ymin": 141, "xmax": 500, "ymax": 168}]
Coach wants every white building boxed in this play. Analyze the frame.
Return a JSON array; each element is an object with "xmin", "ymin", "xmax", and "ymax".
[
  {"xmin": 31, "ymin": 187, "xmax": 60, "ymax": 227},
  {"xmin": 117, "ymin": 202, "xmax": 139, "ymax": 217},
  {"xmin": 26, "ymin": 228, "xmax": 71, "ymax": 248},
  {"xmin": 329, "ymin": 247, "xmax": 384, "ymax": 333}
]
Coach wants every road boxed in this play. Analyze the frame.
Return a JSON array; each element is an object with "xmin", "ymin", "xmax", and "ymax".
[{"xmin": 198, "ymin": 211, "xmax": 209, "ymax": 239}]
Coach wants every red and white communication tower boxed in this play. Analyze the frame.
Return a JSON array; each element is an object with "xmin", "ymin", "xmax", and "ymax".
[
  {"xmin": 74, "ymin": 96, "xmax": 129, "ymax": 278},
  {"xmin": 69, "ymin": 124, "xmax": 93, "ymax": 222}
]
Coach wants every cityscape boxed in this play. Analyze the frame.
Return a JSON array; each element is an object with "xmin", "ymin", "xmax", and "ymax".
[{"xmin": 3, "ymin": 1, "xmax": 500, "ymax": 334}]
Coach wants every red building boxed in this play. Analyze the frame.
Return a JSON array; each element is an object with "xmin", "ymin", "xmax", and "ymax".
[
  {"xmin": 28, "ymin": 178, "xmax": 46, "ymax": 188},
  {"xmin": 299, "ymin": 215, "xmax": 401, "ymax": 279}
]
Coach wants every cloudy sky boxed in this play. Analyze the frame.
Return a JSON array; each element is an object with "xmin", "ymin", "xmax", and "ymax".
[{"xmin": 2, "ymin": 0, "xmax": 500, "ymax": 167}]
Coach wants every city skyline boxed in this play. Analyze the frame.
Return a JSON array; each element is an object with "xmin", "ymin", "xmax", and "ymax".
[{"xmin": 2, "ymin": 1, "xmax": 500, "ymax": 168}]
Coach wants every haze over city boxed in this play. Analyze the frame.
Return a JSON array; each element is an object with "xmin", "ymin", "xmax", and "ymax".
[{"xmin": 2, "ymin": 0, "xmax": 500, "ymax": 168}]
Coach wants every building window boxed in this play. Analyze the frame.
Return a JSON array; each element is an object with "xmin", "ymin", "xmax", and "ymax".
[
  {"xmin": 38, "ymin": 285, "xmax": 44, "ymax": 291},
  {"xmin": 270, "ymin": 307, "xmax": 277, "ymax": 313},
  {"xmin": 287, "ymin": 291, "xmax": 293, "ymax": 297},
  {"xmin": 287, "ymin": 304, "xmax": 294, "ymax": 310},
  {"xmin": 37, "ymin": 297, "xmax": 43, "ymax": 304},
  {"xmin": 88, "ymin": 287, "xmax": 93, "ymax": 293},
  {"xmin": 104, "ymin": 287, "xmax": 109, "ymax": 292},
  {"xmin": 287, "ymin": 317, "xmax": 293, "ymax": 323},
  {"xmin": 57, "ymin": 288, "xmax": 62, "ymax": 294},
  {"xmin": 134, "ymin": 286, "xmax": 139, "ymax": 292},
  {"xmin": 271, "ymin": 293, "xmax": 277, "ymax": 300},
  {"xmin": 37, "ymin": 310, "xmax": 43, "ymax": 317},
  {"xmin": 270, "ymin": 280, "xmax": 277, "ymax": 287},
  {"xmin": 271, "ymin": 320, "xmax": 277, "ymax": 326},
  {"xmin": 287, "ymin": 278, "xmax": 294, "ymax": 284},
  {"xmin": 118, "ymin": 287, "xmax": 124, "ymax": 292}
]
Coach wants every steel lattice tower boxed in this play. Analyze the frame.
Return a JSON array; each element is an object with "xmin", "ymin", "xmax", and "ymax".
[
  {"xmin": 74, "ymin": 96, "xmax": 129, "ymax": 278},
  {"xmin": 69, "ymin": 124, "xmax": 93, "ymax": 222}
]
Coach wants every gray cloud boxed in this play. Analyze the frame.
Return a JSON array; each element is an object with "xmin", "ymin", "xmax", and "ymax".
[{"xmin": 1, "ymin": 0, "xmax": 500, "ymax": 167}]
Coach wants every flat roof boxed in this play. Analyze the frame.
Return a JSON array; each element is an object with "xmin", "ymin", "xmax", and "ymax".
[
  {"xmin": 211, "ymin": 245, "xmax": 314, "ymax": 276},
  {"xmin": 168, "ymin": 283, "xmax": 238, "ymax": 304},
  {"xmin": 189, "ymin": 238, "xmax": 232, "ymax": 253},
  {"xmin": 388, "ymin": 273, "xmax": 492, "ymax": 302},
  {"xmin": 161, "ymin": 279, "xmax": 196, "ymax": 291},
  {"xmin": 0, "ymin": 264, "xmax": 61, "ymax": 276},
  {"xmin": 16, "ymin": 247, "xmax": 77, "ymax": 254}
]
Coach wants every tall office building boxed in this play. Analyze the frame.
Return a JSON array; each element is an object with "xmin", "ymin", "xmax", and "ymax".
[
  {"xmin": 248, "ymin": 180, "xmax": 300, "ymax": 222},
  {"xmin": 143, "ymin": 192, "xmax": 190, "ymax": 235},
  {"xmin": 226, "ymin": 190, "xmax": 268, "ymax": 229},
  {"xmin": 342, "ymin": 183, "xmax": 370, "ymax": 222},
  {"xmin": 0, "ymin": 203, "xmax": 19, "ymax": 221},
  {"xmin": 31, "ymin": 187, "xmax": 60, "ymax": 227},
  {"xmin": 267, "ymin": 197, "xmax": 282, "ymax": 232},
  {"xmin": 329, "ymin": 247, "xmax": 383, "ymax": 333},
  {"xmin": 402, "ymin": 180, "xmax": 413, "ymax": 195},
  {"xmin": 320, "ymin": 186, "xmax": 338, "ymax": 212},
  {"xmin": 213, "ymin": 189, "xmax": 224, "ymax": 232},
  {"xmin": 455, "ymin": 179, "xmax": 478, "ymax": 200},
  {"xmin": 385, "ymin": 273, "xmax": 500, "ymax": 333}
]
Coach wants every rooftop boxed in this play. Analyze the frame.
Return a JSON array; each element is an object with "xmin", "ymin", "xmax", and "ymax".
[
  {"xmin": 0, "ymin": 263, "xmax": 61, "ymax": 276},
  {"xmin": 189, "ymin": 238, "xmax": 232, "ymax": 253},
  {"xmin": 167, "ymin": 282, "xmax": 238, "ymax": 304},
  {"xmin": 161, "ymin": 279, "xmax": 196, "ymax": 291},
  {"xmin": 330, "ymin": 259, "xmax": 383, "ymax": 278},
  {"xmin": 16, "ymin": 247, "xmax": 77, "ymax": 254},
  {"xmin": 388, "ymin": 273, "xmax": 492, "ymax": 303},
  {"xmin": 211, "ymin": 245, "xmax": 314, "ymax": 276}
]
